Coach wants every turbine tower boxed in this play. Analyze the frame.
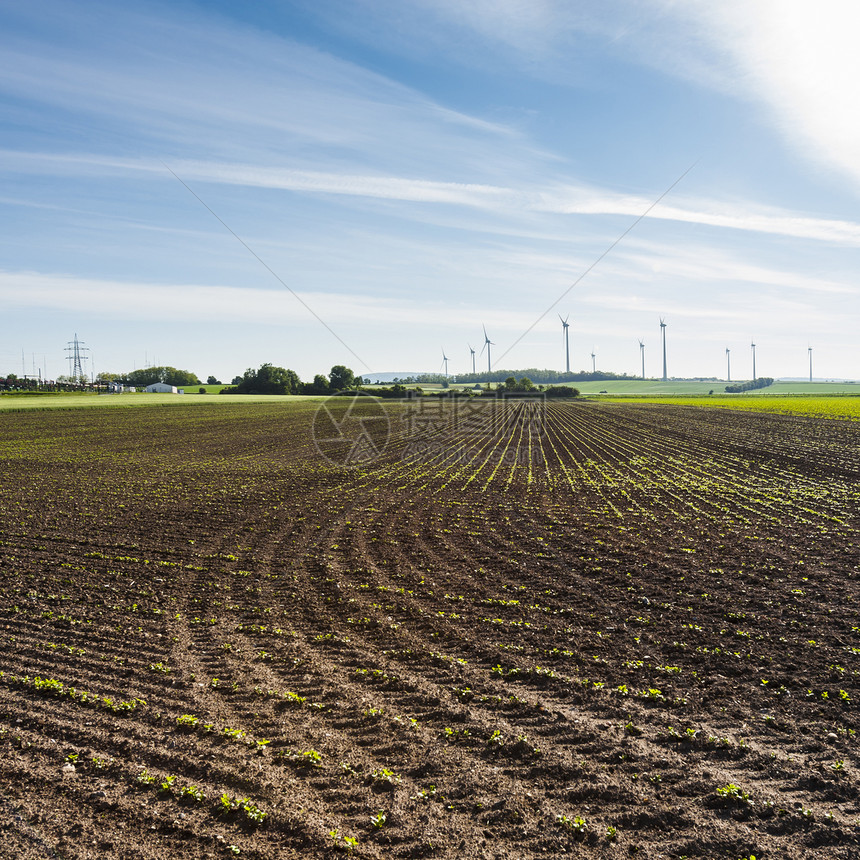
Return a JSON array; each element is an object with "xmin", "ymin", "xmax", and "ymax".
[
  {"xmin": 468, "ymin": 344, "xmax": 476, "ymax": 375},
  {"xmin": 726, "ymin": 347, "xmax": 731, "ymax": 382},
  {"xmin": 639, "ymin": 340, "xmax": 645, "ymax": 379},
  {"xmin": 751, "ymin": 339, "xmax": 757, "ymax": 380},
  {"xmin": 441, "ymin": 349, "xmax": 449, "ymax": 379},
  {"xmin": 559, "ymin": 314, "xmax": 571, "ymax": 373},
  {"xmin": 590, "ymin": 349, "xmax": 596, "ymax": 374},
  {"xmin": 808, "ymin": 346, "xmax": 813, "ymax": 383},
  {"xmin": 660, "ymin": 318, "xmax": 667, "ymax": 381},
  {"xmin": 480, "ymin": 325, "xmax": 494, "ymax": 375}
]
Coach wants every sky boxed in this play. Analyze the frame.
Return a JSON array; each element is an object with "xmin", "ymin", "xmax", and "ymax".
[{"xmin": 2, "ymin": 0, "xmax": 860, "ymax": 382}]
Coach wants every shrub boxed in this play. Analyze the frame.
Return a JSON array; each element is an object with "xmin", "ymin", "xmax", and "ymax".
[{"xmin": 725, "ymin": 377, "xmax": 774, "ymax": 393}]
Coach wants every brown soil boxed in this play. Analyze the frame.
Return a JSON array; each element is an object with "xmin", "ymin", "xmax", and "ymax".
[{"xmin": 0, "ymin": 399, "xmax": 858, "ymax": 860}]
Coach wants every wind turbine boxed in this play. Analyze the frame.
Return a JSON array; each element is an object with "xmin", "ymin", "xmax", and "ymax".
[
  {"xmin": 660, "ymin": 317, "xmax": 667, "ymax": 381},
  {"xmin": 590, "ymin": 349, "xmax": 596, "ymax": 374},
  {"xmin": 480, "ymin": 325, "xmax": 494, "ymax": 375},
  {"xmin": 808, "ymin": 345, "xmax": 813, "ymax": 383},
  {"xmin": 639, "ymin": 340, "xmax": 645, "ymax": 379},
  {"xmin": 726, "ymin": 347, "xmax": 731, "ymax": 382},
  {"xmin": 468, "ymin": 344, "xmax": 476, "ymax": 375},
  {"xmin": 441, "ymin": 349, "xmax": 449, "ymax": 379},
  {"xmin": 559, "ymin": 314, "xmax": 571, "ymax": 373},
  {"xmin": 751, "ymin": 339, "xmax": 757, "ymax": 380}
]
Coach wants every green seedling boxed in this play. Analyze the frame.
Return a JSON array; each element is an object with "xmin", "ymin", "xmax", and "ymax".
[
  {"xmin": 297, "ymin": 749, "xmax": 322, "ymax": 767},
  {"xmin": 371, "ymin": 767, "xmax": 400, "ymax": 786},
  {"xmin": 180, "ymin": 784, "xmax": 205, "ymax": 803},
  {"xmin": 240, "ymin": 799, "xmax": 267, "ymax": 825},
  {"xmin": 486, "ymin": 729, "xmax": 504, "ymax": 748},
  {"xmin": 716, "ymin": 783, "xmax": 752, "ymax": 806},
  {"xmin": 557, "ymin": 814, "xmax": 587, "ymax": 835}
]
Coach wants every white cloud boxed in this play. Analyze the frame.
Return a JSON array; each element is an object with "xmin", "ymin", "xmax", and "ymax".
[
  {"xmin": 614, "ymin": 241, "xmax": 859, "ymax": 296},
  {"xmin": 0, "ymin": 3, "xmax": 540, "ymax": 182},
  {"xmin": 6, "ymin": 149, "xmax": 860, "ymax": 247},
  {"xmin": 598, "ymin": 1, "xmax": 860, "ymax": 191},
  {"xmin": 365, "ymin": 1, "xmax": 860, "ymax": 191},
  {"xmin": 0, "ymin": 270, "xmax": 529, "ymax": 331}
]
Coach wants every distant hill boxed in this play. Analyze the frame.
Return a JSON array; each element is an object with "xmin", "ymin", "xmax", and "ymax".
[{"xmin": 777, "ymin": 377, "xmax": 857, "ymax": 383}]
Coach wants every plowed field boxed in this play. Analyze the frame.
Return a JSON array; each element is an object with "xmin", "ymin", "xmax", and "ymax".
[{"xmin": 0, "ymin": 399, "xmax": 858, "ymax": 860}]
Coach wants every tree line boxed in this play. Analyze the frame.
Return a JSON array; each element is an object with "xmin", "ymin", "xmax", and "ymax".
[
  {"xmin": 221, "ymin": 364, "xmax": 359, "ymax": 395},
  {"xmin": 396, "ymin": 369, "xmax": 641, "ymax": 385},
  {"xmin": 91, "ymin": 364, "xmax": 359, "ymax": 394},
  {"xmin": 725, "ymin": 377, "xmax": 774, "ymax": 393}
]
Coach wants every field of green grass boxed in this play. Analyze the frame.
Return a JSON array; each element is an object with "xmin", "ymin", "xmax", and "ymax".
[
  {"xmin": 3, "ymin": 381, "xmax": 858, "ymax": 419},
  {"xmin": 183, "ymin": 384, "xmax": 229, "ymax": 394},
  {"xmin": 616, "ymin": 394, "xmax": 860, "ymax": 420},
  {"xmin": 579, "ymin": 379, "xmax": 860, "ymax": 396},
  {"xmin": 368, "ymin": 379, "xmax": 860, "ymax": 396},
  {"xmin": 0, "ymin": 392, "xmax": 328, "ymax": 411}
]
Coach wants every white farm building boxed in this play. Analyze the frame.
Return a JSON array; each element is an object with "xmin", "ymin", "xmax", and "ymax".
[{"xmin": 145, "ymin": 382, "xmax": 179, "ymax": 394}]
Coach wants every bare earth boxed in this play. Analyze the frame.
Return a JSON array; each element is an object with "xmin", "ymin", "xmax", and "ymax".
[{"xmin": 0, "ymin": 399, "xmax": 857, "ymax": 860}]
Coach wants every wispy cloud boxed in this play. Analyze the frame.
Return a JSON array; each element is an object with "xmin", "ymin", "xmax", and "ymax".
[
  {"xmin": 649, "ymin": 2, "xmax": 860, "ymax": 188},
  {"xmin": 343, "ymin": 0, "xmax": 860, "ymax": 194},
  {"xmin": 0, "ymin": 2, "xmax": 541, "ymax": 181},
  {"xmin": 6, "ymin": 149, "xmax": 860, "ymax": 247},
  {"xmin": 2, "ymin": 1, "xmax": 858, "ymax": 379},
  {"xmin": 613, "ymin": 240, "xmax": 860, "ymax": 296},
  {"xmin": 0, "ymin": 270, "xmax": 528, "ymax": 330}
]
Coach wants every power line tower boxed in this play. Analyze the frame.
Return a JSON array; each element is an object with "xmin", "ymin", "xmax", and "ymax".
[{"xmin": 65, "ymin": 333, "xmax": 89, "ymax": 383}]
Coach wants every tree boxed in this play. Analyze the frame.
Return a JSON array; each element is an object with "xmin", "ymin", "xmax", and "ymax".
[
  {"xmin": 232, "ymin": 363, "xmax": 302, "ymax": 395},
  {"xmin": 122, "ymin": 366, "xmax": 200, "ymax": 388},
  {"xmin": 303, "ymin": 374, "xmax": 330, "ymax": 395},
  {"xmin": 231, "ymin": 376, "xmax": 242, "ymax": 385},
  {"xmin": 206, "ymin": 376, "xmax": 221, "ymax": 385},
  {"xmin": 329, "ymin": 365, "xmax": 355, "ymax": 390}
]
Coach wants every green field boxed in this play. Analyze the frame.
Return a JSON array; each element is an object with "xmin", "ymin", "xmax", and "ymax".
[
  {"xmin": 3, "ymin": 381, "xmax": 859, "ymax": 421},
  {"xmin": 0, "ymin": 392, "xmax": 327, "ymax": 411},
  {"xmin": 183, "ymin": 384, "xmax": 229, "ymax": 394},
  {"xmin": 614, "ymin": 394, "xmax": 860, "ymax": 420},
  {"xmin": 369, "ymin": 379, "xmax": 860, "ymax": 396},
  {"xmin": 575, "ymin": 379, "xmax": 860, "ymax": 396}
]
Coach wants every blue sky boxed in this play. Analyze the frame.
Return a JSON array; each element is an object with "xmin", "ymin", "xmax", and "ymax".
[{"xmin": 2, "ymin": 0, "xmax": 859, "ymax": 382}]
